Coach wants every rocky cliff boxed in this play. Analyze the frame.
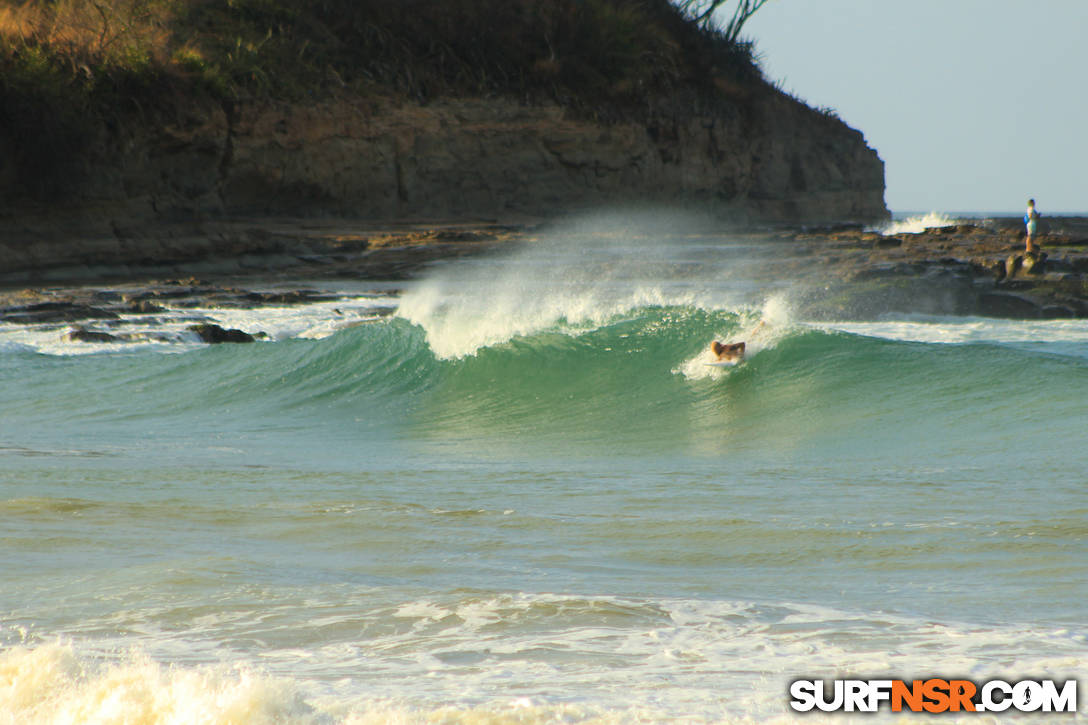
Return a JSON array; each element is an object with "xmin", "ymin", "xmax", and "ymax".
[
  {"xmin": 220, "ymin": 92, "xmax": 886, "ymax": 221},
  {"xmin": 1, "ymin": 87, "xmax": 886, "ymax": 274}
]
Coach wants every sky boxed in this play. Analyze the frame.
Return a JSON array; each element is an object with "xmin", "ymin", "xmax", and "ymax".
[{"xmin": 741, "ymin": 0, "xmax": 1088, "ymax": 213}]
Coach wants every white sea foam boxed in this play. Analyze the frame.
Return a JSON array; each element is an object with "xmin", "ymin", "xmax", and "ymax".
[
  {"xmin": 398, "ymin": 278, "xmax": 701, "ymax": 360},
  {"xmin": 873, "ymin": 212, "xmax": 959, "ymax": 235},
  {"xmin": 181, "ymin": 297, "xmax": 390, "ymax": 342},
  {"xmin": 0, "ymin": 643, "xmax": 316, "ymax": 725},
  {"xmin": 815, "ymin": 317, "xmax": 1088, "ymax": 359},
  {"xmin": 0, "ymin": 296, "xmax": 388, "ymax": 356},
  {"xmin": 3, "ymin": 592, "xmax": 1084, "ymax": 724}
]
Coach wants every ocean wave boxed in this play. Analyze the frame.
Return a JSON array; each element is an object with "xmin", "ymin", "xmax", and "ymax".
[
  {"xmin": 4, "ymin": 302, "xmax": 1087, "ymax": 460},
  {"xmin": 394, "ymin": 213, "xmax": 763, "ymax": 360},
  {"xmin": 4, "ymin": 591, "xmax": 1084, "ymax": 724}
]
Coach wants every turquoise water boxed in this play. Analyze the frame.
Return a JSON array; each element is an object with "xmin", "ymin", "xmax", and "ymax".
[{"xmin": 1, "ymin": 215, "xmax": 1085, "ymax": 722}]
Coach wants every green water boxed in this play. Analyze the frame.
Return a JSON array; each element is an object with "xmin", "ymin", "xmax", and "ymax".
[{"xmin": 1, "ymin": 224, "xmax": 1085, "ymax": 722}]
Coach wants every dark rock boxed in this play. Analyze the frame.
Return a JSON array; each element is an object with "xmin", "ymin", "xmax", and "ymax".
[
  {"xmin": 977, "ymin": 292, "xmax": 1042, "ymax": 319},
  {"xmin": 243, "ymin": 290, "xmax": 337, "ymax": 305},
  {"xmin": 922, "ymin": 264, "xmax": 971, "ymax": 283},
  {"xmin": 128, "ymin": 299, "xmax": 166, "ymax": 313},
  {"xmin": 1021, "ymin": 251, "xmax": 1047, "ymax": 275},
  {"xmin": 847, "ymin": 261, "xmax": 928, "ymax": 281},
  {"xmin": 131, "ymin": 288, "xmax": 197, "ymax": 301},
  {"xmin": 1045, "ymin": 257, "xmax": 1076, "ymax": 273},
  {"xmin": 434, "ymin": 230, "xmax": 489, "ymax": 242},
  {"xmin": 66, "ymin": 327, "xmax": 120, "ymax": 343},
  {"xmin": 188, "ymin": 323, "xmax": 257, "ymax": 343},
  {"xmin": 1068, "ymin": 257, "xmax": 1088, "ymax": 273},
  {"xmin": 1041, "ymin": 305, "xmax": 1076, "ymax": 319},
  {"xmin": 328, "ymin": 237, "xmax": 370, "ymax": 251},
  {"xmin": 0, "ymin": 302, "xmax": 120, "ymax": 324},
  {"xmin": 805, "ymin": 222, "xmax": 866, "ymax": 234},
  {"xmin": 1005, "ymin": 254, "xmax": 1023, "ymax": 279}
]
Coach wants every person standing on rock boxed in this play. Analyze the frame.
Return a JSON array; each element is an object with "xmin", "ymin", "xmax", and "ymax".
[{"xmin": 1024, "ymin": 199, "xmax": 1041, "ymax": 253}]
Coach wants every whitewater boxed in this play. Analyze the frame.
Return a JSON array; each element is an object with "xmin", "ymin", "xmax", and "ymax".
[{"xmin": 1, "ymin": 213, "xmax": 1085, "ymax": 723}]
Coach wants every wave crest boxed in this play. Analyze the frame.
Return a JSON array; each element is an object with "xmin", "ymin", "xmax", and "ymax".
[{"xmin": 873, "ymin": 212, "xmax": 958, "ymax": 235}]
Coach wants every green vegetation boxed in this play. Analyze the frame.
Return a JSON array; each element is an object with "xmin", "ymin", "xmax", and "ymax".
[
  {"xmin": 1, "ymin": 0, "xmax": 763, "ymax": 102},
  {"xmin": 675, "ymin": 0, "xmax": 768, "ymax": 41},
  {"xmin": 0, "ymin": 0, "xmax": 767, "ymax": 198}
]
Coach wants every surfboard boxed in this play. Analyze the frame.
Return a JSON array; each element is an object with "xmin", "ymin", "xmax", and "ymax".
[{"xmin": 705, "ymin": 359, "xmax": 739, "ymax": 368}]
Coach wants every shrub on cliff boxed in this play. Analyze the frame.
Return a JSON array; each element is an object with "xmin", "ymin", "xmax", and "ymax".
[
  {"xmin": 2, "ymin": 0, "xmax": 762, "ymax": 101},
  {"xmin": 0, "ymin": 0, "xmax": 765, "ymax": 200},
  {"xmin": 165, "ymin": 0, "xmax": 763, "ymax": 104}
]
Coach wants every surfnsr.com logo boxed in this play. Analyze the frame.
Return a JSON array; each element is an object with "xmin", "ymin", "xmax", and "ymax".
[{"xmin": 789, "ymin": 679, "xmax": 1078, "ymax": 713}]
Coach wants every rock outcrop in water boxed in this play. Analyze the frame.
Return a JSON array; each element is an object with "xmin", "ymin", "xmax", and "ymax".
[
  {"xmin": 188, "ymin": 324, "xmax": 258, "ymax": 344},
  {"xmin": 788, "ymin": 217, "xmax": 1088, "ymax": 320},
  {"xmin": 7, "ymin": 217, "xmax": 1088, "ymax": 326}
]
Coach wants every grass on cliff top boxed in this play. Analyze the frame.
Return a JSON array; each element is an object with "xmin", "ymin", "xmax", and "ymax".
[
  {"xmin": 0, "ymin": 0, "xmax": 764, "ymax": 199},
  {"xmin": 0, "ymin": 0, "xmax": 762, "ymax": 104}
]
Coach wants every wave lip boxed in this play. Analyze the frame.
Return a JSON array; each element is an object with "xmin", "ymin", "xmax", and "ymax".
[{"xmin": 394, "ymin": 211, "xmax": 772, "ymax": 360}]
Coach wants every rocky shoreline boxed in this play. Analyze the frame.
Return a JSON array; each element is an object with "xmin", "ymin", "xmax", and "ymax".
[
  {"xmin": 2, "ymin": 215, "xmax": 1087, "ymax": 347},
  {"xmin": 0, "ymin": 217, "xmax": 526, "ymax": 287},
  {"xmin": 0, "ymin": 219, "xmax": 514, "ymax": 347},
  {"xmin": 781, "ymin": 215, "xmax": 1088, "ymax": 320}
]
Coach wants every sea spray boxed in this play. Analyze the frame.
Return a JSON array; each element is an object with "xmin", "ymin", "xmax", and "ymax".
[
  {"xmin": 396, "ymin": 211, "xmax": 761, "ymax": 359},
  {"xmin": 873, "ymin": 212, "xmax": 959, "ymax": 235}
]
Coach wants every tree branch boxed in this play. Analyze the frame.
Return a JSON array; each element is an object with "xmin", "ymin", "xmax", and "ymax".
[{"xmin": 676, "ymin": 0, "xmax": 771, "ymax": 41}]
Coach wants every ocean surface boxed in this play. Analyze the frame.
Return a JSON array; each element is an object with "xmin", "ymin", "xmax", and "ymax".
[{"xmin": 2, "ymin": 213, "xmax": 1085, "ymax": 723}]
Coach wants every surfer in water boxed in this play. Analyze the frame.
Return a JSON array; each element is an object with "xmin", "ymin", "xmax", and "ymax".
[
  {"xmin": 710, "ymin": 321, "xmax": 765, "ymax": 363},
  {"xmin": 711, "ymin": 340, "xmax": 746, "ymax": 363}
]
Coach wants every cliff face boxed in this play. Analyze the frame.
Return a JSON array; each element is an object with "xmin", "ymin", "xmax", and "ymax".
[
  {"xmin": 214, "ymin": 92, "xmax": 885, "ymax": 223},
  {"xmin": 0, "ymin": 88, "xmax": 886, "ymax": 272}
]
